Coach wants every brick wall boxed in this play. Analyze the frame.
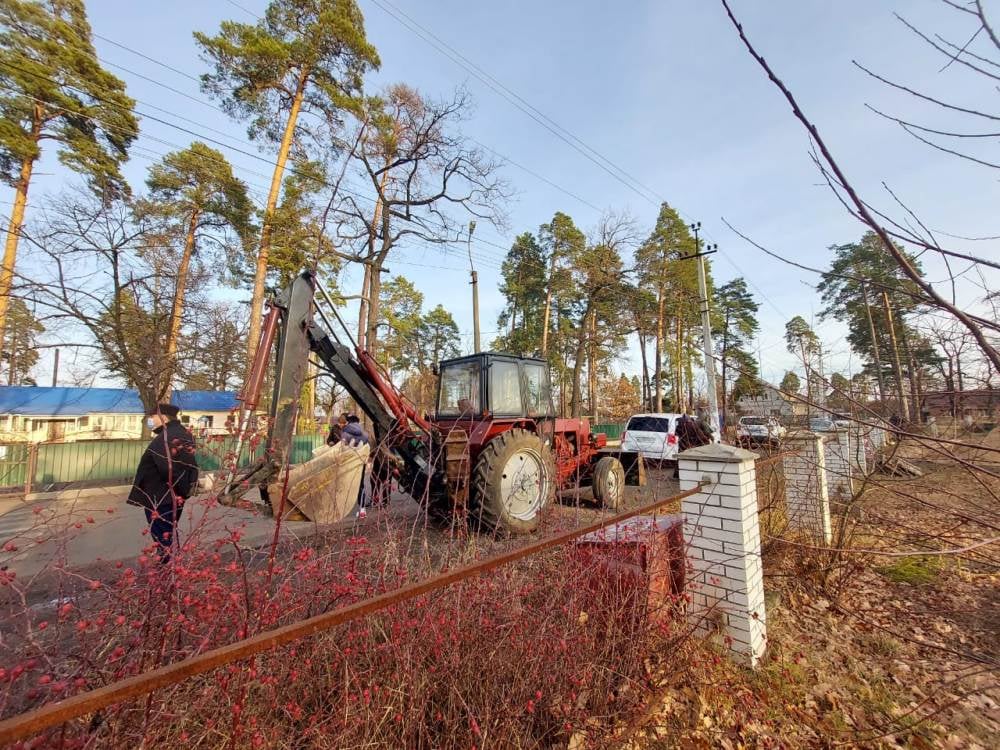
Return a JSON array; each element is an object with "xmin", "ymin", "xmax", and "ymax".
[
  {"xmin": 678, "ymin": 444, "xmax": 767, "ymax": 667},
  {"xmin": 783, "ymin": 432, "xmax": 832, "ymax": 544},
  {"xmin": 823, "ymin": 429, "xmax": 853, "ymax": 499}
]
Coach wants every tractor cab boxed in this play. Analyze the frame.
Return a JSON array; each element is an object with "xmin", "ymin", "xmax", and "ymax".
[{"xmin": 435, "ymin": 353, "xmax": 554, "ymax": 421}]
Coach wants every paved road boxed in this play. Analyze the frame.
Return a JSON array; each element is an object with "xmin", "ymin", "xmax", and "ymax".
[{"xmin": 1, "ymin": 466, "xmax": 681, "ymax": 583}]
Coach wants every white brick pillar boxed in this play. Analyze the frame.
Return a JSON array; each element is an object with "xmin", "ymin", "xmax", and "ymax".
[
  {"xmin": 677, "ymin": 444, "xmax": 767, "ymax": 668},
  {"xmin": 782, "ymin": 431, "xmax": 832, "ymax": 544},
  {"xmin": 823, "ymin": 429, "xmax": 853, "ymax": 499}
]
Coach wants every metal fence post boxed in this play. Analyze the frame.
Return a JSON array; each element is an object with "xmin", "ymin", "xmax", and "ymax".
[{"xmin": 24, "ymin": 443, "xmax": 38, "ymax": 498}]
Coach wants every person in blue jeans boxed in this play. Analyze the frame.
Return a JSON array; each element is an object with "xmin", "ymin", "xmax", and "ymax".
[{"xmin": 127, "ymin": 404, "xmax": 199, "ymax": 565}]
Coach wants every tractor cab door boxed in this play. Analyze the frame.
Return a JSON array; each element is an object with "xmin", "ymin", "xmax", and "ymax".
[{"xmin": 436, "ymin": 357, "xmax": 484, "ymax": 420}]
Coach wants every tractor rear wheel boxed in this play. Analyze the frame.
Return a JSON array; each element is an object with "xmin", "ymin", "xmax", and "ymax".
[
  {"xmin": 470, "ymin": 428, "xmax": 554, "ymax": 534},
  {"xmin": 592, "ymin": 456, "xmax": 625, "ymax": 510}
]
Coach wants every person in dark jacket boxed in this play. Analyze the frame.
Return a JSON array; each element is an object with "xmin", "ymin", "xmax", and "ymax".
[
  {"xmin": 326, "ymin": 413, "xmax": 348, "ymax": 446},
  {"xmin": 127, "ymin": 404, "xmax": 199, "ymax": 564},
  {"xmin": 673, "ymin": 414, "xmax": 712, "ymax": 479}
]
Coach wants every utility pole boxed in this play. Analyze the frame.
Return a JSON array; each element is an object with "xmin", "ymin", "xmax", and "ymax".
[
  {"xmin": 467, "ymin": 220, "xmax": 480, "ymax": 353},
  {"xmin": 688, "ymin": 222, "xmax": 721, "ymax": 442},
  {"xmin": 51, "ymin": 348, "xmax": 59, "ymax": 387}
]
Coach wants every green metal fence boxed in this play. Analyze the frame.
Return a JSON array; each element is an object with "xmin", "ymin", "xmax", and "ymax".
[
  {"xmin": 591, "ymin": 423, "xmax": 625, "ymax": 440},
  {"xmin": 0, "ymin": 433, "xmax": 328, "ymax": 490},
  {"xmin": 0, "ymin": 443, "xmax": 30, "ymax": 488}
]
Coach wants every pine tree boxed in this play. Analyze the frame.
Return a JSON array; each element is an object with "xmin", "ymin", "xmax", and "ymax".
[
  {"xmin": 140, "ymin": 142, "xmax": 252, "ymax": 396},
  {"xmin": 817, "ymin": 231, "xmax": 932, "ymax": 418},
  {"xmin": 0, "ymin": 0, "xmax": 137, "ymax": 347},
  {"xmin": 712, "ymin": 278, "xmax": 759, "ymax": 409},
  {"xmin": 195, "ymin": 0, "xmax": 380, "ymax": 366},
  {"xmin": 780, "ymin": 371, "xmax": 801, "ymax": 395},
  {"xmin": 538, "ymin": 212, "xmax": 585, "ymax": 358},
  {"xmin": 1, "ymin": 297, "xmax": 42, "ymax": 385},
  {"xmin": 495, "ymin": 232, "xmax": 547, "ymax": 355},
  {"xmin": 635, "ymin": 203, "xmax": 699, "ymax": 412},
  {"xmin": 376, "ymin": 276, "xmax": 423, "ymax": 376},
  {"xmin": 419, "ymin": 305, "xmax": 460, "ymax": 369}
]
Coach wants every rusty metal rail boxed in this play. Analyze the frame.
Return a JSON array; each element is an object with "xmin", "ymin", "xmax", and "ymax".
[{"xmin": 0, "ymin": 484, "xmax": 705, "ymax": 745}]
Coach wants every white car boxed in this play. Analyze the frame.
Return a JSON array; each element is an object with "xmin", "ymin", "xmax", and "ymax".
[
  {"xmin": 736, "ymin": 415, "xmax": 786, "ymax": 446},
  {"xmin": 621, "ymin": 413, "xmax": 684, "ymax": 461},
  {"xmin": 809, "ymin": 417, "xmax": 834, "ymax": 432}
]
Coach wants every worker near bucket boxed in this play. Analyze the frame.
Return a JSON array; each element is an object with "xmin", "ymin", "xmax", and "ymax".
[
  {"xmin": 127, "ymin": 403, "xmax": 199, "ymax": 565},
  {"xmin": 340, "ymin": 414, "xmax": 372, "ymax": 519}
]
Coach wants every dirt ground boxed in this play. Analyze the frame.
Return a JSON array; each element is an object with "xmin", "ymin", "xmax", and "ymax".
[{"xmin": 628, "ymin": 429, "xmax": 1000, "ymax": 749}]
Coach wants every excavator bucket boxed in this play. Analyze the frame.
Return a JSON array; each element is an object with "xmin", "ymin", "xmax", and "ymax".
[{"xmin": 265, "ymin": 442, "xmax": 369, "ymax": 524}]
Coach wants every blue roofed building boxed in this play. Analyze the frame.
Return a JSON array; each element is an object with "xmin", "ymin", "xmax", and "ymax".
[{"xmin": 0, "ymin": 387, "xmax": 238, "ymax": 443}]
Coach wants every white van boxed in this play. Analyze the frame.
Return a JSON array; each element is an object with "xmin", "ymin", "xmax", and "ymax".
[{"xmin": 621, "ymin": 413, "xmax": 684, "ymax": 461}]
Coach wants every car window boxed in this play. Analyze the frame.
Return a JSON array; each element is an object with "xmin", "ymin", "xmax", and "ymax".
[
  {"xmin": 627, "ymin": 416, "xmax": 672, "ymax": 433},
  {"xmin": 742, "ymin": 417, "xmax": 767, "ymax": 425}
]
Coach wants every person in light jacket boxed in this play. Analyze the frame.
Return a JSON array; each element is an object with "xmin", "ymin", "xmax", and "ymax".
[{"xmin": 127, "ymin": 404, "xmax": 198, "ymax": 564}]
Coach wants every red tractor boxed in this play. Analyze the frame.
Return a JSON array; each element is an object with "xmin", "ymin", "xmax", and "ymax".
[{"xmin": 224, "ymin": 271, "xmax": 643, "ymax": 535}]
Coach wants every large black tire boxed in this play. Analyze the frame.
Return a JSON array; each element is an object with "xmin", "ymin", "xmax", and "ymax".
[
  {"xmin": 470, "ymin": 428, "xmax": 555, "ymax": 534},
  {"xmin": 592, "ymin": 456, "xmax": 625, "ymax": 510}
]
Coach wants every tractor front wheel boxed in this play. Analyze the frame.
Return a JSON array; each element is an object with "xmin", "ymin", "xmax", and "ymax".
[
  {"xmin": 592, "ymin": 456, "xmax": 625, "ymax": 510},
  {"xmin": 471, "ymin": 428, "xmax": 554, "ymax": 534}
]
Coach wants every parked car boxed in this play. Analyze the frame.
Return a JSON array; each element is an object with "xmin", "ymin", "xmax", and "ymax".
[
  {"xmin": 621, "ymin": 413, "xmax": 684, "ymax": 462},
  {"xmin": 809, "ymin": 417, "xmax": 834, "ymax": 432},
  {"xmin": 735, "ymin": 415, "xmax": 786, "ymax": 446},
  {"xmin": 832, "ymin": 414, "xmax": 851, "ymax": 429}
]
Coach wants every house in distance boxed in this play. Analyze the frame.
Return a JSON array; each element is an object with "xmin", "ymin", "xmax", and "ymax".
[{"xmin": 0, "ymin": 386, "xmax": 237, "ymax": 443}]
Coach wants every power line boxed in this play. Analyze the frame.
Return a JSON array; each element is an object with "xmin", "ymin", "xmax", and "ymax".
[
  {"xmin": 0, "ymin": 63, "xmax": 524, "ymax": 262},
  {"xmin": 363, "ymin": 0, "xmax": 792, "ymax": 314},
  {"xmin": 367, "ymin": 0, "xmax": 664, "ymax": 207}
]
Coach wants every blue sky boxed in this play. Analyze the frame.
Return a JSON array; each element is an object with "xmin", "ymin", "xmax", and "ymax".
[{"xmin": 14, "ymin": 0, "xmax": 1000, "ymax": 389}]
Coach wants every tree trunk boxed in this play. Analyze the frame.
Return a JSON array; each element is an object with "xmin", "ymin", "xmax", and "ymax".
[
  {"xmin": 675, "ymin": 315, "xmax": 683, "ymax": 412},
  {"xmin": 163, "ymin": 207, "xmax": 200, "ymax": 399},
  {"xmin": 881, "ymin": 291, "xmax": 910, "ymax": 421},
  {"xmin": 686, "ymin": 343, "xmax": 694, "ymax": 413},
  {"xmin": 638, "ymin": 330, "xmax": 649, "ymax": 410},
  {"xmin": 6, "ymin": 329, "xmax": 16, "ymax": 386},
  {"xmin": 357, "ymin": 169, "xmax": 390, "ymax": 350},
  {"xmin": 357, "ymin": 264, "xmax": 371, "ymax": 349},
  {"xmin": 898, "ymin": 321, "xmax": 922, "ymax": 422},
  {"xmin": 654, "ymin": 287, "xmax": 664, "ymax": 411},
  {"xmin": 571, "ymin": 307, "xmax": 590, "ymax": 418},
  {"xmin": 800, "ymin": 340, "xmax": 812, "ymax": 419},
  {"xmin": 860, "ymin": 281, "xmax": 887, "ymax": 407},
  {"xmin": 720, "ymin": 333, "xmax": 728, "ymax": 413},
  {"xmin": 246, "ymin": 71, "xmax": 308, "ymax": 367},
  {"xmin": 947, "ymin": 360, "xmax": 956, "ymax": 418},
  {"xmin": 0, "ymin": 138, "xmax": 38, "ymax": 349},
  {"xmin": 541, "ymin": 251, "xmax": 557, "ymax": 356},
  {"xmin": 587, "ymin": 310, "xmax": 597, "ymax": 419},
  {"xmin": 365, "ymin": 209, "xmax": 393, "ymax": 357}
]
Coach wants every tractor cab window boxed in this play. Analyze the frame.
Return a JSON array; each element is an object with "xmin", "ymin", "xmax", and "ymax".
[
  {"xmin": 490, "ymin": 361, "xmax": 523, "ymax": 415},
  {"xmin": 438, "ymin": 360, "xmax": 481, "ymax": 417},
  {"xmin": 523, "ymin": 362, "xmax": 552, "ymax": 416}
]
